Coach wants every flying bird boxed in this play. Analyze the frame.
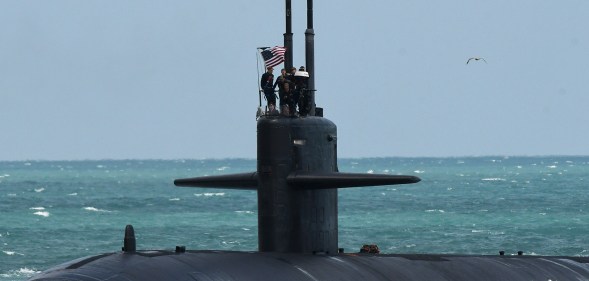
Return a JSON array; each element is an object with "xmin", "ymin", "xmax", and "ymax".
[{"xmin": 467, "ymin": 57, "xmax": 487, "ymax": 64}]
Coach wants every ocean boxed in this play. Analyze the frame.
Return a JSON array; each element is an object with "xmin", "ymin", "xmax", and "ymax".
[{"xmin": 1, "ymin": 157, "xmax": 588, "ymax": 280}]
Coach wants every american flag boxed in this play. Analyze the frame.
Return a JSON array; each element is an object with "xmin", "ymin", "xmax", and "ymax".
[{"xmin": 261, "ymin": 46, "xmax": 287, "ymax": 68}]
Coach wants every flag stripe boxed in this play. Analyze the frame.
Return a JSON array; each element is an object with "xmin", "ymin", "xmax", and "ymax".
[{"xmin": 261, "ymin": 46, "xmax": 286, "ymax": 68}]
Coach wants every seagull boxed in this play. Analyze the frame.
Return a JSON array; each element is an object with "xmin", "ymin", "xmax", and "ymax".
[{"xmin": 467, "ymin": 57, "xmax": 487, "ymax": 64}]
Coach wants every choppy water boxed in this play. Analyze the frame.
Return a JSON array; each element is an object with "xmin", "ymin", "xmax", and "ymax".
[{"xmin": 1, "ymin": 157, "xmax": 588, "ymax": 280}]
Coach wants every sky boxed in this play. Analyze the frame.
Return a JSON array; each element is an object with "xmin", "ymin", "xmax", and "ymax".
[{"xmin": 1, "ymin": 0, "xmax": 588, "ymax": 161}]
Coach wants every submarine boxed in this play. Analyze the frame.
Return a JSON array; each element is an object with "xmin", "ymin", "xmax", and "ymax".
[{"xmin": 30, "ymin": 1, "xmax": 589, "ymax": 280}]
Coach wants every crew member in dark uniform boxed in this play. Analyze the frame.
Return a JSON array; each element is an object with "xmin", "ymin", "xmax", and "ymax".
[
  {"xmin": 294, "ymin": 66, "xmax": 310, "ymax": 116},
  {"xmin": 260, "ymin": 66, "xmax": 276, "ymax": 111},
  {"xmin": 274, "ymin": 68, "xmax": 289, "ymax": 115}
]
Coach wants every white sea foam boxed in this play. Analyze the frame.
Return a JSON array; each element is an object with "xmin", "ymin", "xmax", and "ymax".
[
  {"xmin": 34, "ymin": 188, "xmax": 45, "ymax": 193},
  {"xmin": 33, "ymin": 211, "xmax": 50, "ymax": 217},
  {"xmin": 7, "ymin": 193, "xmax": 17, "ymax": 197},
  {"xmin": 425, "ymin": 209, "xmax": 445, "ymax": 213},
  {"xmin": 481, "ymin": 178, "xmax": 506, "ymax": 181},
  {"xmin": 217, "ymin": 166, "xmax": 229, "ymax": 171},
  {"xmin": 169, "ymin": 198, "xmax": 181, "ymax": 201},
  {"xmin": 2, "ymin": 250, "xmax": 23, "ymax": 256},
  {"xmin": 195, "ymin": 192, "xmax": 225, "ymax": 197},
  {"xmin": 235, "ymin": 210, "xmax": 254, "ymax": 214},
  {"xmin": 414, "ymin": 170, "xmax": 425, "ymax": 174},
  {"xmin": 0, "ymin": 267, "xmax": 41, "ymax": 278},
  {"xmin": 366, "ymin": 170, "xmax": 374, "ymax": 174},
  {"xmin": 29, "ymin": 207, "xmax": 45, "ymax": 210},
  {"xmin": 68, "ymin": 193, "xmax": 78, "ymax": 196},
  {"xmin": 83, "ymin": 207, "xmax": 111, "ymax": 212},
  {"xmin": 242, "ymin": 228, "xmax": 250, "ymax": 231},
  {"xmin": 547, "ymin": 165, "xmax": 557, "ymax": 169}
]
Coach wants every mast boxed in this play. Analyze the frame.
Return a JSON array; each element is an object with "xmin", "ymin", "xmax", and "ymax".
[
  {"xmin": 305, "ymin": 0, "xmax": 316, "ymax": 115},
  {"xmin": 284, "ymin": 0, "xmax": 293, "ymax": 71}
]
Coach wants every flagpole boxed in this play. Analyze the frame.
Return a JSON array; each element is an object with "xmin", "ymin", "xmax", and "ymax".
[
  {"xmin": 256, "ymin": 50, "xmax": 261, "ymax": 107},
  {"xmin": 256, "ymin": 47, "xmax": 269, "ymax": 108}
]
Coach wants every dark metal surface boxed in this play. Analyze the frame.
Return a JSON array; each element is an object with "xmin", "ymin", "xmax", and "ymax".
[
  {"xmin": 305, "ymin": 0, "xmax": 316, "ymax": 115},
  {"xmin": 256, "ymin": 116, "xmax": 339, "ymax": 254},
  {"xmin": 122, "ymin": 225, "xmax": 136, "ymax": 253},
  {"xmin": 284, "ymin": 0, "xmax": 293, "ymax": 71},
  {"xmin": 174, "ymin": 172, "xmax": 258, "ymax": 189},
  {"xmin": 31, "ymin": 250, "xmax": 589, "ymax": 281},
  {"xmin": 288, "ymin": 172, "xmax": 420, "ymax": 189}
]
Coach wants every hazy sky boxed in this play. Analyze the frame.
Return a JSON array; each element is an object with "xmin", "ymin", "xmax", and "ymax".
[{"xmin": 1, "ymin": 1, "xmax": 588, "ymax": 160}]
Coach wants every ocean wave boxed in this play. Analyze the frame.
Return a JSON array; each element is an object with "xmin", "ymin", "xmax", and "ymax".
[
  {"xmin": 195, "ymin": 193, "xmax": 225, "ymax": 197},
  {"xmin": 414, "ymin": 170, "xmax": 425, "ymax": 174},
  {"xmin": 481, "ymin": 178, "xmax": 506, "ymax": 181},
  {"xmin": 425, "ymin": 209, "xmax": 445, "ymax": 213},
  {"xmin": 217, "ymin": 166, "xmax": 229, "ymax": 171},
  {"xmin": 29, "ymin": 207, "xmax": 45, "ymax": 210},
  {"xmin": 68, "ymin": 193, "xmax": 78, "ymax": 196},
  {"xmin": 34, "ymin": 188, "xmax": 45, "ymax": 193},
  {"xmin": 2, "ymin": 250, "xmax": 24, "ymax": 256},
  {"xmin": 366, "ymin": 170, "xmax": 374, "ymax": 174},
  {"xmin": 0, "ymin": 267, "xmax": 40, "ymax": 278},
  {"xmin": 235, "ymin": 210, "xmax": 254, "ymax": 214},
  {"xmin": 169, "ymin": 198, "xmax": 181, "ymax": 201},
  {"xmin": 83, "ymin": 207, "xmax": 112, "ymax": 213},
  {"xmin": 33, "ymin": 211, "xmax": 50, "ymax": 217}
]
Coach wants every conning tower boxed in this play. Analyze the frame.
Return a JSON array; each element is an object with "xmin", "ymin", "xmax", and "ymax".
[{"xmin": 174, "ymin": 0, "xmax": 420, "ymax": 254}]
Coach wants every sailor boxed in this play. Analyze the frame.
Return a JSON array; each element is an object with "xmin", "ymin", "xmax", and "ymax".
[
  {"xmin": 286, "ymin": 67, "xmax": 298, "ymax": 116},
  {"xmin": 260, "ymin": 66, "xmax": 277, "ymax": 112},
  {"xmin": 294, "ymin": 66, "xmax": 310, "ymax": 116},
  {"xmin": 274, "ymin": 68, "xmax": 290, "ymax": 115}
]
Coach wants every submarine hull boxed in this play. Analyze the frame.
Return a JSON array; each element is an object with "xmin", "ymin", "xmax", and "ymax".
[{"xmin": 30, "ymin": 250, "xmax": 589, "ymax": 281}]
